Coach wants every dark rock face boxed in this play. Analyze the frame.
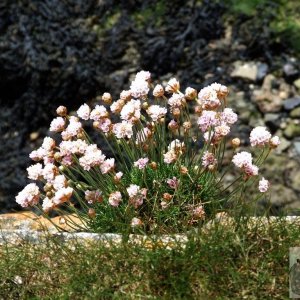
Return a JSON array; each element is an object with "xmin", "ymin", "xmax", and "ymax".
[{"xmin": 0, "ymin": 0, "xmax": 228, "ymax": 211}]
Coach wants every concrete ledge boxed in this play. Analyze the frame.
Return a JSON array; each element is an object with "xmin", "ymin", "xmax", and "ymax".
[{"xmin": 1, "ymin": 214, "xmax": 300, "ymax": 247}]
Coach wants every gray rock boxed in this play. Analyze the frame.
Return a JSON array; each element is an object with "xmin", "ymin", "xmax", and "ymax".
[
  {"xmin": 284, "ymin": 122, "xmax": 300, "ymax": 139},
  {"xmin": 269, "ymin": 184, "xmax": 298, "ymax": 206},
  {"xmin": 283, "ymin": 63, "xmax": 298, "ymax": 77},
  {"xmin": 253, "ymin": 90, "xmax": 282, "ymax": 113},
  {"xmin": 284, "ymin": 96, "xmax": 300, "ymax": 111},
  {"xmin": 275, "ymin": 137, "xmax": 291, "ymax": 153},
  {"xmin": 231, "ymin": 61, "xmax": 267, "ymax": 82},
  {"xmin": 290, "ymin": 107, "xmax": 300, "ymax": 118},
  {"xmin": 257, "ymin": 63, "xmax": 269, "ymax": 81},
  {"xmin": 293, "ymin": 141, "xmax": 300, "ymax": 155},
  {"xmin": 262, "ymin": 74, "xmax": 276, "ymax": 91},
  {"xmin": 293, "ymin": 78, "xmax": 300, "ymax": 90}
]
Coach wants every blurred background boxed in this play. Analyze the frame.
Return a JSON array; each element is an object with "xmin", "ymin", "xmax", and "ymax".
[{"xmin": 0, "ymin": 0, "xmax": 299, "ymax": 213}]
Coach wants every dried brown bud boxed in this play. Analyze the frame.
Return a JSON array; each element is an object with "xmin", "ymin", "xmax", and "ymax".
[
  {"xmin": 231, "ymin": 138, "xmax": 241, "ymax": 148},
  {"xmin": 180, "ymin": 166, "xmax": 188, "ymax": 174},
  {"xmin": 88, "ymin": 208, "xmax": 96, "ymax": 219},
  {"xmin": 56, "ymin": 106, "xmax": 67, "ymax": 117},
  {"xmin": 168, "ymin": 120, "xmax": 179, "ymax": 131},
  {"xmin": 102, "ymin": 92, "xmax": 112, "ymax": 104},
  {"xmin": 142, "ymin": 144, "xmax": 149, "ymax": 152},
  {"xmin": 163, "ymin": 193, "xmax": 173, "ymax": 201},
  {"xmin": 149, "ymin": 162, "xmax": 157, "ymax": 170}
]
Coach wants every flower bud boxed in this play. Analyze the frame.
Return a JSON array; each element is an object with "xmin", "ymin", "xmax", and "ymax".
[
  {"xmin": 44, "ymin": 183, "xmax": 53, "ymax": 192},
  {"xmin": 88, "ymin": 208, "xmax": 96, "ymax": 219},
  {"xmin": 163, "ymin": 193, "xmax": 172, "ymax": 201},
  {"xmin": 172, "ymin": 108, "xmax": 181, "ymax": 118},
  {"xmin": 180, "ymin": 166, "xmax": 188, "ymax": 174},
  {"xmin": 183, "ymin": 121, "xmax": 191, "ymax": 131},
  {"xmin": 149, "ymin": 162, "xmax": 157, "ymax": 170},
  {"xmin": 46, "ymin": 191, "xmax": 54, "ymax": 198},
  {"xmin": 102, "ymin": 92, "xmax": 112, "ymax": 104},
  {"xmin": 269, "ymin": 136, "xmax": 280, "ymax": 149},
  {"xmin": 166, "ymin": 78, "xmax": 180, "ymax": 93},
  {"xmin": 168, "ymin": 120, "xmax": 179, "ymax": 131},
  {"xmin": 208, "ymin": 164, "xmax": 215, "ymax": 171},
  {"xmin": 56, "ymin": 106, "xmax": 67, "ymax": 116},
  {"xmin": 142, "ymin": 144, "xmax": 149, "ymax": 152},
  {"xmin": 131, "ymin": 217, "xmax": 143, "ymax": 227},
  {"xmin": 194, "ymin": 106, "xmax": 202, "ymax": 115},
  {"xmin": 142, "ymin": 102, "xmax": 149, "ymax": 110},
  {"xmin": 93, "ymin": 121, "xmax": 100, "ymax": 129},
  {"xmin": 153, "ymin": 84, "xmax": 164, "ymax": 97},
  {"xmin": 77, "ymin": 132, "xmax": 84, "ymax": 139},
  {"xmin": 231, "ymin": 138, "xmax": 241, "ymax": 148},
  {"xmin": 59, "ymin": 166, "xmax": 65, "ymax": 172},
  {"xmin": 54, "ymin": 152, "xmax": 62, "ymax": 162},
  {"xmin": 185, "ymin": 87, "xmax": 197, "ymax": 100},
  {"xmin": 159, "ymin": 117, "xmax": 165, "ymax": 124}
]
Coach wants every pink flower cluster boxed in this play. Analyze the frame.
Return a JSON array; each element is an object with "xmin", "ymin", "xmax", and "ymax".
[
  {"xmin": 146, "ymin": 105, "xmax": 167, "ymax": 121},
  {"xmin": 258, "ymin": 177, "xmax": 270, "ymax": 193},
  {"xmin": 108, "ymin": 191, "xmax": 122, "ymax": 207},
  {"xmin": 232, "ymin": 151, "xmax": 259, "ymax": 177},
  {"xmin": 16, "ymin": 183, "xmax": 40, "ymax": 208},
  {"xmin": 130, "ymin": 71, "xmax": 150, "ymax": 99},
  {"xmin": 250, "ymin": 126, "xmax": 280, "ymax": 148},
  {"xmin": 79, "ymin": 144, "xmax": 106, "ymax": 171},
  {"xmin": 202, "ymin": 151, "xmax": 217, "ymax": 169},
  {"xmin": 127, "ymin": 184, "xmax": 147, "ymax": 208},
  {"xmin": 197, "ymin": 108, "xmax": 237, "ymax": 144},
  {"xmin": 166, "ymin": 177, "xmax": 180, "ymax": 189},
  {"xmin": 134, "ymin": 157, "xmax": 149, "ymax": 169}
]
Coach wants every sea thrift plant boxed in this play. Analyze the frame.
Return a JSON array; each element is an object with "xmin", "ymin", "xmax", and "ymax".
[{"xmin": 16, "ymin": 71, "xmax": 280, "ymax": 234}]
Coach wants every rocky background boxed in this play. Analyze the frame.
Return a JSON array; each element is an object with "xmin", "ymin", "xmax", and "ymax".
[{"xmin": 0, "ymin": 0, "xmax": 299, "ymax": 213}]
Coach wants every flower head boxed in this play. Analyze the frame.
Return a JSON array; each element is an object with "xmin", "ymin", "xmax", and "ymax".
[
  {"xmin": 27, "ymin": 163, "xmax": 43, "ymax": 180},
  {"xmin": 259, "ymin": 177, "xmax": 270, "ymax": 193},
  {"xmin": 166, "ymin": 177, "xmax": 180, "ymax": 189},
  {"xmin": 134, "ymin": 157, "xmax": 149, "ymax": 169},
  {"xmin": 146, "ymin": 105, "xmax": 167, "ymax": 122},
  {"xmin": 113, "ymin": 121, "xmax": 133, "ymax": 139},
  {"xmin": 77, "ymin": 104, "xmax": 91, "ymax": 120},
  {"xmin": 127, "ymin": 184, "xmax": 147, "ymax": 208},
  {"xmin": 250, "ymin": 126, "xmax": 272, "ymax": 147},
  {"xmin": 16, "ymin": 183, "xmax": 40, "ymax": 208},
  {"xmin": 120, "ymin": 99, "xmax": 141, "ymax": 122},
  {"xmin": 50, "ymin": 117, "xmax": 65, "ymax": 132},
  {"xmin": 108, "ymin": 191, "xmax": 122, "ymax": 207}
]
